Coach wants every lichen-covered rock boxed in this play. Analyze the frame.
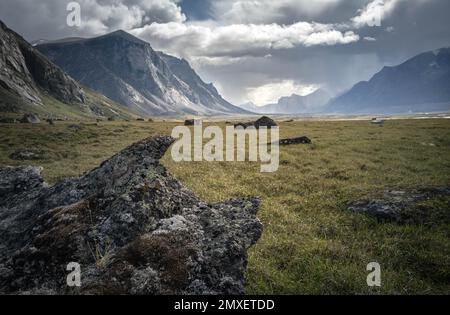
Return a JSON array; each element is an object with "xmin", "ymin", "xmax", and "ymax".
[
  {"xmin": 348, "ymin": 188, "xmax": 450, "ymax": 223},
  {"xmin": 279, "ymin": 136, "xmax": 312, "ymax": 145},
  {"xmin": 0, "ymin": 136, "xmax": 262, "ymax": 295}
]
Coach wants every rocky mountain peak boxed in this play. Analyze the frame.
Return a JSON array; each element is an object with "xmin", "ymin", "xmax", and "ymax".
[{"xmin": 37, "ymin": 30, "xmax": 248, "ymax": 116}]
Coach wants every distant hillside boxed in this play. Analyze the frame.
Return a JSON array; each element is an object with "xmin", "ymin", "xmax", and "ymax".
[
  {"xmin": 37, "ymin": 30, "xmax": 249, "ymax": 116},
  {"xmin": 242, "ymin": 89, "xmax": 331, "ymax": 114},
  {"xmin": 0, "ymin": 20, "xmax": 135, "ymax": 120},
  {"xmin": 239, "ymin": 102, "xmax": 259, "ymax": 113},
  {"xmin": 325, "ymin": 47, "xmax": 450, "ymax": 114}
]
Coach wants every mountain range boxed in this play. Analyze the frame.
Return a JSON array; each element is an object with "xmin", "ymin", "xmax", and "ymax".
[
  {"xmin": 36, "ymin": 31, "xmax": 248, "ymax": 116},
  {"xmin": 325, "ymin": 46, "xmax": 450, "ymax": 114},
  {"xmin": 2, "ymin": 18, "xmax": 450, "ymax": 119},
  {"xmin": 242, "ymin": 89, "xmax": 331, "ymax": 114},
  {"xmin": 0, "ymin": 20, "xmax": 136, "ymax": 120}
]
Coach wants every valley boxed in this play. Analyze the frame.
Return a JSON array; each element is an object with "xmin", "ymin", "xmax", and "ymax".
[{"xmin": 1, "ymin": 118, "xmax": 448, "ymax": 294}]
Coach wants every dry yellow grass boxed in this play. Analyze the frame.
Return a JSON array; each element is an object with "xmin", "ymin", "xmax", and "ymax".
[{"xmin": 1, "ymin": 118, "xmax": 449, "ymax": 294}]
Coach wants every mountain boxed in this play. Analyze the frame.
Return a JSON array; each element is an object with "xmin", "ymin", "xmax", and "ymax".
[
  {"xmin": 326, "ymin": 47, "xmax": 450, "ymax": 114},
  {"xmin": 0, "ymin": 21, "xmax": 135, "ymax": 120},
  {"xmin": 36, "ymin": 30, "xmax": 248, "ymax": 116},
  {"xmin": 239, "ymin": 101, "xmax": 259, "ymax": 112},
  {"xmin": 243, "ymin": 89, "xmax": 331, "ymax": 114},
  {"xmin": 0, "ymin": 21, "xmax": 84, "ymax": 107}
]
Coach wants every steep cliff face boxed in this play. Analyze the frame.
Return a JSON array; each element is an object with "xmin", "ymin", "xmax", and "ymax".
[
  {"xmin": 0, "ymin": 136, "xmax": 262, "ymax": 295},
  {"xmin": 37, "ymin": 30, "xmax": 248, "ymax": 116},
  {"xmin": 0, "ymin": 20, "xmax": 85, "ymax": 107}
]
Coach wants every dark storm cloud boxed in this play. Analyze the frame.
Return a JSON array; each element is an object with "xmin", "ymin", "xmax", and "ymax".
[{"xmin": 0, "ymin": 0, "xmax": 449, "ymax": 105}]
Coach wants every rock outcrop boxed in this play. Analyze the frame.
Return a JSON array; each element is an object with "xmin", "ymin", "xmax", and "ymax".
[
  {"xmin": 20, "ymin": 113, "xmax": 40, "ymax": 124},
  {"xmin": 348, "ymin": 188, "xmax": 450, "ymax": 224},
  {"xmin": 0, "ymin": 20, "xmax": 85, "ymax": 106},
  {"xmin": 234, "ymin": 116, "xmax": 278, "ymax": 129},
  {"xmin": 0, "ymin": 136, "xmax": 262, "ymax": 295},
  {"xmin": 279, "ymin": 136, "xmax": 312, "ymax": 145}
]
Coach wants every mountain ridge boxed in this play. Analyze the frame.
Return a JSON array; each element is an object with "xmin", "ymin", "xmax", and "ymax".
[
  {"xmin": 241, "ymin": 89, "xmax": 331, "ymax": 114},
  {"xmin": 0, "ymin": 20, "xmax": 137, "ymax": 120},
  {"xmin": 37, "ymin": 30, "xmax": 249, "ymax": 116},
  {"xmin": 325, "ymin": 46, "xmax": 450, "ymax": 114}
]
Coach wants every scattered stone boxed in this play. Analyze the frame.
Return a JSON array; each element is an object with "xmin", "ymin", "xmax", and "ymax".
[
  {"xmin": 184, "ymin": 119, "xmax": 195, "ymax": 126},
  {"xmin": 279, "ymin": 136, "xmax": 312, "ymax": 145},
  {"xmin": 46, "ymin": 118, "xmax": 54, "ymax": 125},
  {"xmin": 348, "ymin": 187, "xmax": 450, "ymax": 223},
  {"xmin": 20, "ymin": 113, "xmax": 40, "ymax": 124},
  {"xmin": 67, "ymin": 124, "xmax": 82, "ymax": 131},
  {"xmin": 371, "ymin": 118, "xmax": 385, "ymax": 126},
  {"xmin": 255, "ymin": 116, "xmax": 278, "ymax": 129},
  {"xmin": 9, "ymin": 149, "xmax": 43, "ymax": 160},
  {"xmin": 234, "ymin": 116, "xmax": 278, "ymax": 129},
  {"xmin": 0, "ymin": 136, "xmax": 262, "ymax": 295}
]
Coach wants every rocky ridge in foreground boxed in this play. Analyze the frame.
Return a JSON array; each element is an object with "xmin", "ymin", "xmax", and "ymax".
[{"xmin": 0, "ymin": 136, "xmax": 262, "ymax": 294}]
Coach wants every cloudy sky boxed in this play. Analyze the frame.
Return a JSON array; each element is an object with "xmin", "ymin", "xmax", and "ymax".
[{"xmin": 1, "ymin": 0, "xmax": 449, "ymax": 106}]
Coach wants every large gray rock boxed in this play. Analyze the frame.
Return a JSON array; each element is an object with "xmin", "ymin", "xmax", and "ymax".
[
  {"xmin": 0, "ymin": 136, "xmax": 262, "ymax": 295},
  {"xmin": 348, "ymin": 188, "xmax": 450, "ymax": 223},
  {"xmin": 20, "ymin": 113, "xmax": 40, "ymax": 124}
]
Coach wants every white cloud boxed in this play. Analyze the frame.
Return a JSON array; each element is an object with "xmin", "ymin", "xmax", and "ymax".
[
  {"xmin": 81, "ymin": 0, "xmax": 186, "ymax": 34},
  {"xmin": 364, "ymin": 36, "xmax": 377, "ymax": 41},
  {"xmin": 132, "ymin": 21, "xmax": 359, "ymax": 59},
  {"xmin": 246, "ymin": 81, "xmax": 318, "ymax": 106},
  {"xmin": 352, "ymin": 0, "xmax": 402, "ymax": 28},
  {"xmin": 212, "ymin": 0, "xmax": 342, "ymax": 24}
]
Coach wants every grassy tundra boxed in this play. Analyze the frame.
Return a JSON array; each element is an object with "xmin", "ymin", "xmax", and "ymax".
[{"xmin": 0, "ymin": 119, "xmax": 449, "ymax": 294}]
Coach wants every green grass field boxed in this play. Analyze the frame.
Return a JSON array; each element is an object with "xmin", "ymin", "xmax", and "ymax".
[{"xmin": 0, "ymin": 118, "xmax": 449, "ymax": 294}]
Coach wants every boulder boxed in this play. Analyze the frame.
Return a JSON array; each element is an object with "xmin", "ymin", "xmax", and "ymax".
[
  {"xmin": 20, "ymin": 113, "xmax": 40, "ymax": 124},
  {"xmin": 279, "ymin": 136, "xmax": 312, "ymax": 145},
  {"xmin": 348, "ymin": 187, "xmax": 450, "ymax": 224},
  {"xmin": 0, "ymin": 136, "xmax": 262, "ymax": 295},
  {"xmin": 184, "ymin": 119, "xmax": 195, "ymax": 126},
  {"xmin": 254, "ymin": 116, "xmax": 278, "ymax": 129},
  {"xmin": 67, "ymin": 124, "xmax": 83, "ymax": 131},
  {"xmin": 234, "ymin": 116, "xmax": 278, "ymax": 129}
]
